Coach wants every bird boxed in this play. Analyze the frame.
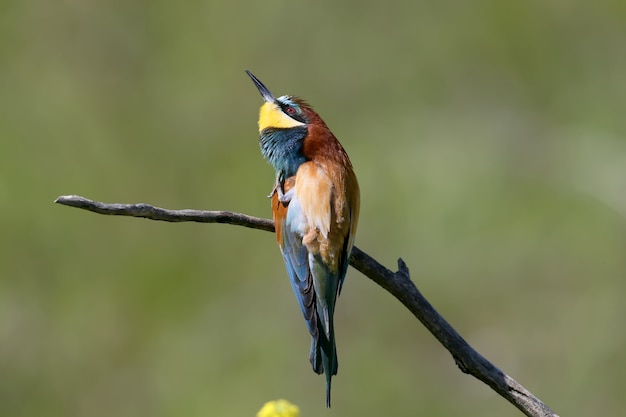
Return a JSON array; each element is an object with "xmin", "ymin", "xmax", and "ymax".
[{"xmin": 246, "ymin": 70, "xmax": 360, "ymax": 407}]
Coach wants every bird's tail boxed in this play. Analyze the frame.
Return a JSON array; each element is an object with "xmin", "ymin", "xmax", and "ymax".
[{"xmin": 310, "ymin": 325, "xmax": 338, "ymax": 407}]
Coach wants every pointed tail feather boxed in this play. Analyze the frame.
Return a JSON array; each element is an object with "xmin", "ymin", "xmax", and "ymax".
[
  {"xmin": 323, "ymin": 346, "xmax": 336, "ymax": 408},
  {"xmin": 325, "ymin": 374, "xmax": 332, "ymax": 408},
  {"xmin": 323, "ymin": 309, "xmax": 338, "ymax": 404},
  {"xmin": 311, "ymin": 327, "xmax": 338, "ymax": 407}
]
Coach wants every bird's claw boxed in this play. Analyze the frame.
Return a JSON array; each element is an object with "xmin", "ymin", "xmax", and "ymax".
[{"xmin": 268, "ymin": 175, "xmax": 293, "ymax": 204}]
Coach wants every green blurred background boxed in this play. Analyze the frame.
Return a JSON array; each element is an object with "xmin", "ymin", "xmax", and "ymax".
[{"xmin": 1, "ymin": 1, "xmax": 625, "ymax": 416}]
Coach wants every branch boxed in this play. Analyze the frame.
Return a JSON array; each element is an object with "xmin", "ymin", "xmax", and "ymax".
[{"xmin": 55, "ymin": 194, "xmax": 559, "ymax": 417}]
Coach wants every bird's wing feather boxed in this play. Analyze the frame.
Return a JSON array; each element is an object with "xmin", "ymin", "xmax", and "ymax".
[
  {"xmin": 281, "ymin": 217, "xmax": 319, "ymax": 338},
  {"xmin": 272, "ymin": 179, "xmax": 319, "ymax": 341},
  {"xmin": 337, "ymin": 169, "xmax": 360, "ymax": 294}
]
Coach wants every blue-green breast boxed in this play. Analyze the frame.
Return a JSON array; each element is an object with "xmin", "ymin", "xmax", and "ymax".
[{"xmin": 260, "ymin": 126, "xmax": 308, "ymax": 179}]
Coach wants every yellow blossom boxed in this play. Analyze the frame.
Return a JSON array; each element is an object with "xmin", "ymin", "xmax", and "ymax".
[{"xmin": 256, "ymin": 399, "xmax": 300, "ymax": 417}]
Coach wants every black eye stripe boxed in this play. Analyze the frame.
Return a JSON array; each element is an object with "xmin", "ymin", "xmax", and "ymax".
[
  {"xmin": 277, "ymin": 100, "xmax": 307, "ymax": 124},
  {"xmin": 281, "ymin": 105, "xmax": 301, "ymax": 120},
  {"xmin": 279, "ymin": 103, "xmax": 293, "ymax": 113}
]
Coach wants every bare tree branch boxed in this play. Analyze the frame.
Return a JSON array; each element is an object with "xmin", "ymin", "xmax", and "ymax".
[{"xmin": 54, "ymin": 194, "xmax": 559, "ymax": 417}]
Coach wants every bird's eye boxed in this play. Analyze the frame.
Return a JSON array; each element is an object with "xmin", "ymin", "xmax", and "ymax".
[{"xmin": 285, "ymin": 107, "xmax": 296, "ymax": 115}]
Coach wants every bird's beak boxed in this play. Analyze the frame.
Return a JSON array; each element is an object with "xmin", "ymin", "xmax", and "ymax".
[{"xmin": 245, "ymin": 70, "xmax": 275, "ymax": 104}]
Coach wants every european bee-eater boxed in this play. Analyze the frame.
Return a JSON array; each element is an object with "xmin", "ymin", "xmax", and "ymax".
[{"xmin": 246, "ymin": 70, "xmax": 360, "ymax": 407}]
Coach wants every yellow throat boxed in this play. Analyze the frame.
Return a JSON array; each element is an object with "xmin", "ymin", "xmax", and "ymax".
[{"xmin": 258, "ymin": 101, "xmax": 305, "ymax": 133}]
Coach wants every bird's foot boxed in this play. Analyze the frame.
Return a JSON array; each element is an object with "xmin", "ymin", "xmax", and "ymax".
[
  {"xmin": 268, "ymin": 176, "xmax": 293, "ymax": 203},
  {"xmin": 278, "ymin": 186, "xmax": 293, "ymax": 203}
]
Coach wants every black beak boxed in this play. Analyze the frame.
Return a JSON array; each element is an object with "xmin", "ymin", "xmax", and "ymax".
[{"xmin": 245, "ymin": 70, "xmax": 275, "ymax": 104}]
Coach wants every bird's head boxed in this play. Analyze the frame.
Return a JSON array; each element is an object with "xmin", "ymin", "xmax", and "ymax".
[
  {"xmin": 245, "ymin": 70, "xmax": 312, "ymax": 133},
  {"xmin": 246, "ymin": 70, "xmax": 319, "ymax": 178}
]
